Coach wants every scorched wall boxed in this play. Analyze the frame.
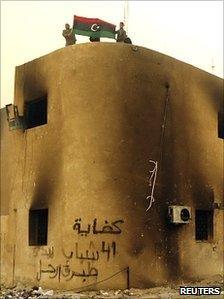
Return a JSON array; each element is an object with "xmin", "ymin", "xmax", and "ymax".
[{"xmin": 0, "ymin": 43, "xmax": 223, "ymax": 290}]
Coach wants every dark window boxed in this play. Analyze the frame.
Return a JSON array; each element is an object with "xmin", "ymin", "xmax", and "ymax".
[
  {"xmin": 195, "ymin": 210, "xmax": 213, "ymax": 241},
  {"xmin": 29, "ymin": 209, "xmax": 48, "ymax": 246},
  {"xmin": 218, "ymin": 112, "xmax": 224, "ymax": 139},
  {"xmin": 25, "ymin": 96, "xmax": 47, "ymax": 129}
]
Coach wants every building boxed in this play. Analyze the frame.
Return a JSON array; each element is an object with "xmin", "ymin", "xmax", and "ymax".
[{"xmin": 0, "ymin": 43, "xmax": 223, "ymax": 290}]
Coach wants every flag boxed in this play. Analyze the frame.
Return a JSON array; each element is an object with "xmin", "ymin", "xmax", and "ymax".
[{"xmin": 73, "ymin": 15, "xmax": 115, "ymax": 39}]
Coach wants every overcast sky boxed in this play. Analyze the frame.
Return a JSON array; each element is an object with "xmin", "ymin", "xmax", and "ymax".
[{"xmin": 1, "ymin": 0, "xmax": 223, "ymax": 107}]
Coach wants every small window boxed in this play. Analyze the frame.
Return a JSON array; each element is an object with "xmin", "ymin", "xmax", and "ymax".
[
  {"xmin": 218, "ymin": 112, "xmax": 224, "ymax": 139},
  {"xmin": 25, "ymin": 96, "xmax": 47, "ymax": 129},
  {"xmin": 195, "ymin": 210, "xmax": 213, "ymax": 241},
  {"xmin": 29, "ymin": 209, "xmax": 48, "ymax": 246}
]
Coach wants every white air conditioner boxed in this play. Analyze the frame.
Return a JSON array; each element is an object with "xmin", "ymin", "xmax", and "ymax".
[{"xmin": 168, "ymin": 205, "xmax": 191, "ymax": 224}]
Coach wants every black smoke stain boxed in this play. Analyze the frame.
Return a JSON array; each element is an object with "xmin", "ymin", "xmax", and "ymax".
[
  {"xmin": 157, "ymin": 93, "xmax": 182, "ymax": 281},
  {"xmin": 113, "ymin": 66, "xmax": 174, "ymax": 284},
  {"xmin": 30, "ymin": 148, "xmax": 62, "ymax": 210},
  {"xmin": 21, "ymin": 64, "xmax": 63, "ymax": 210}
]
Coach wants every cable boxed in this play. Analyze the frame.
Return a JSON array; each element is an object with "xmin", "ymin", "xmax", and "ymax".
[
  {"xmin": 65, "ymin": 267, "xmax": 128, "ymax": 293},
  {"xmin": 159, "ymin": 84, "xmax": 170, "ymax": 167},
  {"xmin": 145, "ymin": 85, "xmax": 170, "ymax": 212}
]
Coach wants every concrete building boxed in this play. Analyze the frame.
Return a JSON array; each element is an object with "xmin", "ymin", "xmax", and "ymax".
[{"xmin": 0, "ymin": 43, "xmax": 223, "ymax": 290}]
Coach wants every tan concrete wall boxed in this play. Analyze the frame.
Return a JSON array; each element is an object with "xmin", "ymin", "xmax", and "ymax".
[{"xmin": 1, "ymin": 43, "xmax": 223, "ymax": 290}]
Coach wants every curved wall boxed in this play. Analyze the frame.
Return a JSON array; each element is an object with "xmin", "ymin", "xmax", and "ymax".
[{"xmin": 1, "ymin": 43, "xmax": 223, "ymax": 290}]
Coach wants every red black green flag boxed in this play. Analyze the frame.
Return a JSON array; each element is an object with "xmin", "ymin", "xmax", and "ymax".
[{"xmin": 73, "ymin": 15, "xmax": 115, "ymax": 39}]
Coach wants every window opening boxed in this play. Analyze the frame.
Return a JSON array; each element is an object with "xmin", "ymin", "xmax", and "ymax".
[
  {"xmin": 29, "ymin": 209, "xmax": 48, "ymax": 246},
  {"xmin": 25, "ymin": 96, "xmax": 47, "ymax": 129},
  {"xmin": 195, "ymin": 210, "xmax": 213, "ymax": 241},
  {"xmin": 218, "ymin": 112, "xmax": 224, "ymax": 139}
]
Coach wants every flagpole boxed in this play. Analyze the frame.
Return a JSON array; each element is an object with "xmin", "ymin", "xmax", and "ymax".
[{"xmin": 124, "ymin": 0, "xmax": 129, "ymax": 34}]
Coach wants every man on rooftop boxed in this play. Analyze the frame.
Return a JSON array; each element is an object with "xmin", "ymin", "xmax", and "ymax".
[
  {"xmin": 62, "ymin": 23, "xmax": 76, "ymax": 46},
  {"xmin": 116, "ymin": 22, "xmax": 127, "ymax": 42}
]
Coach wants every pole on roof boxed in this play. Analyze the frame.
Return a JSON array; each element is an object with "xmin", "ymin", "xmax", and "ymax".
[{"xmin": 124, "ymin": 0, "xmax": 129, "ymax": 34}]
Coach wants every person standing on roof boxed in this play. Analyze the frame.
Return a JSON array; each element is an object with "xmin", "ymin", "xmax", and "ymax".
[
  {"xmin": 116, "ymin": 22, "xmax": 127, "ymax": 42},
  {"xmin": 62, "ymin": 23, "xmax": 76, "ymax": 46}
]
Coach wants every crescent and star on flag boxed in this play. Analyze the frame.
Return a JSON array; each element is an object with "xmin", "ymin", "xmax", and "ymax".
[
  {"xmin": 91, "ymin": 23, "xmax": 101, "ymax": 32},
  {"xmin": 72, "ymin": 16, "xmax": 116, "ymax": 39}
]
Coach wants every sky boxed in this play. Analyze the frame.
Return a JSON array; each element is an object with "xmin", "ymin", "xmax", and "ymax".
[{"xmin": 1, "ymin": 0, "xmax": 223, "ymax": 107}]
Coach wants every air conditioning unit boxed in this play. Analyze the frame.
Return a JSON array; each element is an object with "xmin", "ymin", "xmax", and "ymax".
[
  {"xmin": 5, "ymin": 104, "xmax": 24, "ymax": 131},
  {"xmin": 168, "ymin": 205, "xmax": 191, "ymax": 224}
]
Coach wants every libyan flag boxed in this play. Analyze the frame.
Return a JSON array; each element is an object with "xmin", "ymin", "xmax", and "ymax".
[{"xmin": 73, "ymin": 15, "xmax": 115, "ymax": 39}]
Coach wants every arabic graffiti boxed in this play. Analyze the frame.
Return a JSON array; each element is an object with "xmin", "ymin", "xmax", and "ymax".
[
  {"xmin": 36, "ymin": 218, "xmax": 124, "ymax": 283},
  {"xmin": 37, "ymin": 242, "xmax": 117, "ymax": 282},
  {"xmin": 62, "ymin": 241, "xmax": 116, "ymax": 261},
  {"xmin": 33, "ymin": 246, "xmax": 54, "ymax": 259},
  {"xmin": 37, "ymin": 260, "xmax": 98, "ymax": 282},
  {"xmin": 73, "ymin": 218, "xmax": 124, "ymax": 236},
  {"xmin": 146, "ymin": 160, "xmax": 158, "ymax": 211},
  {"xmin": 101, "ymin": 241, "xmax": 116, "ymax": 261},
  {"xmin": 41, "ymin": 246, "xmax": 54, "ymax": 259}
]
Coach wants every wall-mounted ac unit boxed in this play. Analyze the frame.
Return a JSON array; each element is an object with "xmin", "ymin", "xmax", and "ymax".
[
  {"xmin": 5, "ymin": 104, "xmax": 24, "ymax": 131},
  {"xmin": 168, "ymin": 205, "xmax": 191, "ymax": 224}
]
